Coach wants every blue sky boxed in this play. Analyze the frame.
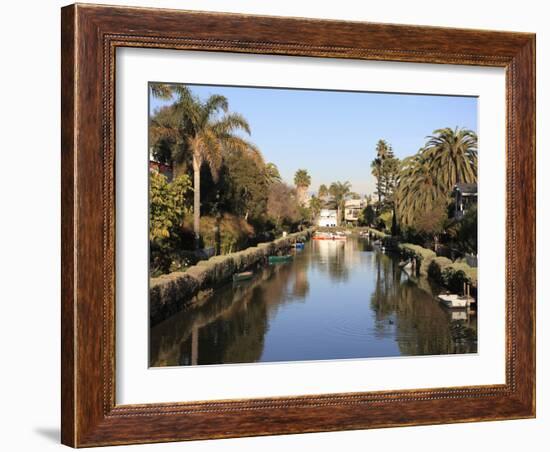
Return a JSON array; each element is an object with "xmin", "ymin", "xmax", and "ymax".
[{"xmin": 150, "ymin": 84, "xmax": 477, "ymax": 195}]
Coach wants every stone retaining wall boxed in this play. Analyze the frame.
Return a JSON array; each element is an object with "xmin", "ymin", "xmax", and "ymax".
[{"xmin": 150, "ymin": 229, "xmax": 313, "ymax": 326}]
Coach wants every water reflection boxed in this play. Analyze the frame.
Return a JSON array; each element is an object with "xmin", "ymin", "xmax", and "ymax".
[{"xmin": 150, "ymin": 237, "xmax": 477, "ymax": 366}]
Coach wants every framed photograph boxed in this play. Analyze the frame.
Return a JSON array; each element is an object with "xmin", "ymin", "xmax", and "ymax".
[{"xmin": 61, "ymin": 3, "xmax": 535, "ymax": 447}]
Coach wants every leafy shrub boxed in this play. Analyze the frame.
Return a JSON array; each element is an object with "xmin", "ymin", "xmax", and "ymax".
[
  {"xmin": 428, "ymin": 256, "xmax": 453, "ymax": 284},
  {"xmin": 398, "ymin": 243, "xmax": 437, "ymax": 276},
  {"xmin": 367, "ymin": 228, "xmax": 389, "ymax": 239},
  {"xmin": 441, "ymin": 262, "xmax": 477, "ymax": 290},
  {"xmin": 399, "ymin": 243, "xmax": 436, "ymax": 261},
  {"xmin": 194, "ymin": 214, "xmax": 255, "ymax": 255}
]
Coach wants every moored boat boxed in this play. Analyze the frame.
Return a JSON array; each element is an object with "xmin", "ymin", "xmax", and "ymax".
[
  {"xmin": 313, "ymin": 231, "xmax": 347, "ymax": 241},
  {"xmin": 268, "ymin": 255, "xmax": 293, "ymax": 264},
  {"xmin": 232, "ymin": 271, "xmax": 254, "ymax": 282},
  {"xmin": 437, "ymin": 293, "xmax": 475, "ymax": 309}
]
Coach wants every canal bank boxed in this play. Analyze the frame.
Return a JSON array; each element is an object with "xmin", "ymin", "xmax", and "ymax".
[{"xmin": 150, "ymin": 228, "xmax": 314, "ymax": 326}]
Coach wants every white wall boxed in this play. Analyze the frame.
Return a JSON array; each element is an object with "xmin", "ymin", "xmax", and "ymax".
[{"xmin": 0, "ymin": 1, "xmax": 546, "ymax": 451}]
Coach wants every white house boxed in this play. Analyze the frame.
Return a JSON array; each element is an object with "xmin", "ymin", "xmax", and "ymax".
[{"xmin": 318, "ymin": 209, "xmax": 338, "ymax": 227}]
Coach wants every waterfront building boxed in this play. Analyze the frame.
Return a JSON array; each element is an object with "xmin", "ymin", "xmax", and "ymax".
[
  {"xmin": 452, "ymin": 183, "xmax": 477, "ymax": 219},
  {"xmin": 344, "ymin": 199, "xmax": 366, "ymax": 224},
  {"xmin": 318, "ymin": 209, "xmax": 338, "ymax": 227}
]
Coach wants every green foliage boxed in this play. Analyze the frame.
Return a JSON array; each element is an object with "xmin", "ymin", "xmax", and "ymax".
[
  {"xmin": 427, "ymin": 256, "xmax": 453, "ymax": 283},
  {"xmin": 371, "ymin": 140, "xmax": 400, "ymax": 209},
  {"xmin": 294, "ymin": 169, "xmax": 311, "ymax": 187},
  {"xmin": 366, "ymin": 228, "xmax": 389, "ymax": 239},
  {"xmin": 149, "ymin": 171, "xmax": 192, "ymax": 242},
  {"xmin": 450, "ymin": 205, "xmax": 478, "ymax": 254},
  {"xmin": 426, "ymin": 254, "xmax": 477, "ymax": 293},
  {"xmin": 441, "ymin": 262, "xmax": 477, "ymax": 289},
  {"xmin": 396, "ymin": 127, "xmax": 477, "ymax": 229},
  {"xmin": 149, "ymin": 83, "xmax": 259, "ymax": 244},
  {"xmin": 329, "ymin": 181, "xmax": 352, "ymax": 225},
  {"xmin": 399, "ymin": 243, "xmax": 437, "ymax": 262},
  {"xmin": 149, "ymin": 171, "xmax": 193, "ymax": 275},
  {"xmin": 309, "ymin": 196, "xmax": 323, "ymax": 220},
  {"xmin": 218, "ymin": 148, "xmax": 269, "ymax": 222},
  {"xmin": 378, "ymin": 210, "xmax": 393, "ymax": 232},
  {"xmin": 318, "ymin": 184, "xmax": 328, "ymax": 198},
  {"xmin": 424, "ymin": 127, "xmax": 478, "ymax": 187},
  {"xmin": 361, "ymin": 205, "xmax": 376, "ymax": 227},
  {"xmin": 197, "ymin": 214, "xmax": 255, "ymax": 255},
  {"xmin": 265, "ymin": 162, "xmax": 282, "ymax": 184}
]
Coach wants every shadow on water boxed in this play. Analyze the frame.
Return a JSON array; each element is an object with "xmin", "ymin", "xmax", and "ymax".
[{"xmin": 150, "ymin": 237, "xmax": 477, "ymax": 367}]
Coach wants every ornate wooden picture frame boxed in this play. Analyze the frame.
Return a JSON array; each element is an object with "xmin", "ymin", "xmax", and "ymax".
[{"xmin": 61, "ymin": 3, "xmax": 535, "ymax": 447}]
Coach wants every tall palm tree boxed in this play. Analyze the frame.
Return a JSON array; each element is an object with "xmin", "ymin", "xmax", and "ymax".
[
  {"xmin": 152, "ymin": 85, "xmax": 258, "ymax": 248},
  {"xmin": 318, "ymin": 184, "xmax": 328, "ymax": 198},
  {"xmin": 329, "ymin": 181, "xmax": 352, "ymax": 225},
  {"xmin": 294, "ymin": 169, "xmax": 311, "ymax": 205},
  {"xmin": 395, "ymin": 154, "xmax": 446, "ymax": 227},
  {"xmin": 423, "ymin": 127, "xmax": 478, "ymax": 188}
]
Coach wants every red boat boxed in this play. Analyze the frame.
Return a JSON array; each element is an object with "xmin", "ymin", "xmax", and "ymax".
[{"xmin": 313, "ymin": 232, "xmax": 347, "ymax": 241}]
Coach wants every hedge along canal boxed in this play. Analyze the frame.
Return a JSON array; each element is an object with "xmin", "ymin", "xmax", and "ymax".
[
  {"xmin": 369, "ymin": 231, "xmax": 478, "ymax": 297},
  {"xmin": 150, "ymin": 228, "xmax": 314, "ymax": 326}
]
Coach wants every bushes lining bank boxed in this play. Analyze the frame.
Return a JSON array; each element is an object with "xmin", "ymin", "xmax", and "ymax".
[
  {"xmin": 150, "ymin": 229, "xmax": 313, "ymax": 326},
  {"xmin": 398, "ymin": 243, "xmax": 437, "ymax": 276},
  {"xmin": 397, "ymin": 243, "xmax": 477, "ymax": 295}
]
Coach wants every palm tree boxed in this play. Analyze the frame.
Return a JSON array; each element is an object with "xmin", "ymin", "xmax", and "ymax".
[
  {"xmin": 294, "ymin": 169, "xmax": 311, "ymax": 205},
  {"xmin": 395, "ymin": 154, "xmax": 446, "ymax": 227},
  {"xmin": 152, "ymin": 85, "xmax": 258, "ymax": 248},
  {"xmin": 265, "ymin": 162, "xmax": 282, "ymax": 185},
  {"xmin": 423, "ymin": 127, "xmax": 478, "ymax": 188},
  {"xmin": 318, "ymin": 184, "xmax": 328, "ymax": 198},
  {"xmin": 329, "ymin": 181, "xmax": 352, "ymax": 225},
  {"xmin": 150, "ymin": 83, "xmax": 173, "ymax": 100},
  {"xmin": 309, "ymin": 196, "xmax": 323, "ymax": 222}
]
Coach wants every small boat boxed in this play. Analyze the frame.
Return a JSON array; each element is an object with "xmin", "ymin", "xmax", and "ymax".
[
  {"xmin": 293, "ymin": 242, "xmax": 305, "ymax": 249},
  {"xmin": 437, "ymin": 293, "xmax": 475, "ymax": 309},
  {"xmin": 312, "ymin": 232, "xmax": 331, "ymax": 240},
  {"xmin": 313, "ymin": 232, "xmax": 347, "ymax": 241},
  {"xmin": 233, "ymin": 271, "xmax": 254, "ymax": 282},
  {"xmin": 268, "ymin": 255, "xmax": 293, "ymax": 264}
]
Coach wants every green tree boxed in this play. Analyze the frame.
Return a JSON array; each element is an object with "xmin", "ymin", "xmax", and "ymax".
[
  {"xmin": 318, "ymin": 184, "xmax": 328, "ymax": 198},
  {"xmin": 265, "ymin": 162, "xmax": 282, "ymax": 185},
  {"xmin": 371, "ymin": 139, "xmax": 391, "ymax": 209},
  {"xmin": 362, "ymin": 204, "xmax": 376, "ymax": 227},
  {"xmin": 449, "ymin": 205, "xmax": 478, "ymax": 254},
  {"xmin": 395, "ymin": 154, "xmax": 447, "ymax": 228},
  {"xmin": 308, "ymin": 195, "xmax": 323, "ymax": 221},
  {"xmin": 149, "ymin": 171, "xmax": 193, "ymax": 274},
  {"xmin": 151, "ymin": 84, "xmax": 259, "ymax": 247},
  {"xmin": 149, "ymin": 171, "xmax": 192, "ymax": 242},
  {"xmin": 424, "ymin": 127, "xmax": 478, "ymax": 187},
  {"xmin": 371, "ymin": 139, "xmax": 400, "ymax": 233},
  {"xmin": 329, "ymin": 181, "xmax": 352, "ymax": 225},
  {"xmin": 220, "ymin": 148, "xmax": 269, "ymax": 222},
  {"xmin": 294, "ymin": 169, "xmax": 312, "ymax": 205}
]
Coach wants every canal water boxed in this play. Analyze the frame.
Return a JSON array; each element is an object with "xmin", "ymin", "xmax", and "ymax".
[{"xmin": 150, "ymin": 237, "xmax": 477, "ymax": 367}]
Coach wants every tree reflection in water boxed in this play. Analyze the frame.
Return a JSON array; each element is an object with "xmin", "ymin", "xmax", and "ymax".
[{"xmin": 150, "ymin": 237, "xmax": 477, "ymax": 367}]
